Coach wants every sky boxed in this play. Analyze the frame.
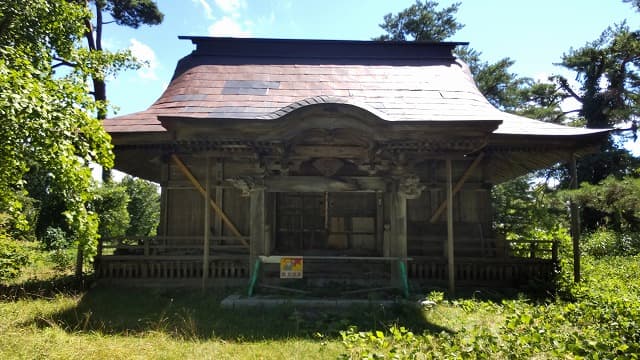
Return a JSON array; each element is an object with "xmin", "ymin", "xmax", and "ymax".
[{"xmin": 104, "ymin": 0, "xmax": 640, "ymax": 118}]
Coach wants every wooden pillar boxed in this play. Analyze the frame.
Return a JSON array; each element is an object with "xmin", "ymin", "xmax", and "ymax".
[
  {"xmin": 569, "ymin": 153, "xmax": 581, "ymax": 283},
  {"xmin": 389, "ymin": 183, "xmax": 407, "ymax": 284},
  {"xmin": 158, "ymin": 160, "xmax": 170, "ymax": 238},
  {"xmin": 214, "ymin": 160, "xmax": 224, "ymax": 238},
  {"xmin": 376, "ymin": 191, "xmax": 384, "ymax": 256},
  {"xmin": 202, "ymin": 158, "xmax": 211, "ymax": 289},
  {"xmin": 446, "ymin": 159, "xmax": 455, "ymax": 295},
  {"xmin": 250, "ymin": 188, "xmax": 266, "ymax": 274}
]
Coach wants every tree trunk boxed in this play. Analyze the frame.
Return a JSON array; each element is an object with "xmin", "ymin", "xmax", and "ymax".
[{"xmin": 75, "ymin": 244, "xmax": 84, "ymax": 280}]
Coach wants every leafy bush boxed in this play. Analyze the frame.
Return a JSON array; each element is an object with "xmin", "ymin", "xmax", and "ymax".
[
  {"xmin": 121, "ymin": 176, "xmax": 160, "ymax": 237},
  {"xmin": 582, "ymin": 228, "xmax": 640, "ymax": 257},
  {"xmin": 0, "ymin": 233, "xmax": 31, "ymax": 281},
  {"xmin": 40, "ymin": 226, "xmax": 73, "ymax": 272},
  {"xmin": 41, "ymin": 226, "xmax": 68, "ymax": 250}
]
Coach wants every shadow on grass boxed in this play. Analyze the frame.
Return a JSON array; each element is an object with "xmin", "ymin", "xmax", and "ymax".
[
  {"xmin": 22, "ymin": 283, "xmax": 454, "ymax": 341},
  {"xmin": 0, "ymin": 274, "xmax": 89, "ymax": 300},
  {"xmin": 8, "ymin": 273, "xmax": 558, "ymax": 342}
]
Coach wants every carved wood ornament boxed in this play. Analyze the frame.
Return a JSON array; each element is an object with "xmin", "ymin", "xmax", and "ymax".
[{"xmin": 312, "ymin": 158, "xmax": 344, "ymax": 176}]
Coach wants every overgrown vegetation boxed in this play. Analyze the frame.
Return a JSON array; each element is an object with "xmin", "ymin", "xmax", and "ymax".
[
  {"xmin": 1, "ymin": 254, "xmax": 638, "ymax": 359},
  {"xmin": 339, "ymin": 256, "xmax": 640, "ymax": 359}
]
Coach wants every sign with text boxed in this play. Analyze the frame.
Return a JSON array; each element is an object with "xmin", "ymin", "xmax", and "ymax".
[{"xmin": 280, "ymin": 257, "xmax": 303, "ymax": 279}]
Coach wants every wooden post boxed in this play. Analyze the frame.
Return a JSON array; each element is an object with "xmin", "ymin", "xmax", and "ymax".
[
  {"xmin": 202, "ymin": 158, "xmax": 211, "ymax": 289},
  {"xmin": 569, "ymin": 153, "xmax": 581, "ymax": 283},
  {"xmin": 389, "ymin": 184, "xmax": 407, "ymax": 286},
  {"xmin": 376, "ymin": 192, "xmax": 384, "ymax": 255},
  {"xmin": 446, "ymin": 158, "xmax": 455, "ymax": 295},
  {"xmin": 158, "ymin": 160, "xmax": 169, "ymax": 237},
  {"xmin": 214, "ymin": 160, "xmax": 224, "ymax": 238},
  {"xmin": 249, "ymin": 189, "xmax": 266, "ymax": 274}
]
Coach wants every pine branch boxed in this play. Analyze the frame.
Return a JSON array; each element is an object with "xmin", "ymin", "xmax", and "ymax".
[{"xmin": 556, "ymin": 76, "xmax": 584, "ymax": 103}]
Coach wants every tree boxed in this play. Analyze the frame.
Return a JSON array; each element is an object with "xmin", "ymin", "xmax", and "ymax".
[
  {"xmin": 566, "ymin": 173, "xmax": 640, "ymax": 233},
  {"xmin": 373, "ymin": 1, "xmax": 463, "ymax": 42},
  {"xmin": 624, "ymin": 0, "xmax": 640, "ymax": 12},
  {"xmin": 554, "ymin": 23, "xmax": 640, "ymax": 185},
  {"xmin": 0, "ymin": 0, "xmax": 113, "ymax": 276},
  {"xmin": 92, "ymin": 181, "xmax": 130, "ymax": 240},
  {"xmin": 47, "ymin": 0, "xmax": 163, "ymax": 276},
  {"xmin": 492, "ymin": 175, "xmax": 568, "ymax": 240},
  {"xmin": 79, "ymin": 0, "xmax": 163, "ymax": 119},
  {"xmin": 122, "ymin": 176, "xmax": 160, "ymax": 237},
  {"xmin": 514, "ymin": 80, "xmax": 571, "ymax": 123},
  {"xmin": 375, "ymin": 1, "xmax": 545, "ymax": 114},
  {"xmin": 556, "ymin": 23, "xmax": 640, "ymax": 130}
]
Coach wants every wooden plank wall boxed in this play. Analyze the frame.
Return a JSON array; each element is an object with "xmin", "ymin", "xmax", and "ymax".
[
  {"xmin": 161, "ymin": 156, "xmax": 494, "ymax": 258},
  {"xmin": 165, "ymin": 156, "xmax": 250, "ymax": 243},
  {"xmin": 408, "ymin": 159, "xmax": 493, "ymax": 257}
]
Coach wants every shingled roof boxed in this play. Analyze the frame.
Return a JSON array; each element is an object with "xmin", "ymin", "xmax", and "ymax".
[{"xmin": 103, "ymin": 37, "xmax": 605, "ymax": 138}]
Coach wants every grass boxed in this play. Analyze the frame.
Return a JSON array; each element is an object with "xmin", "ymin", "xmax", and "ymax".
[{"xmin": 2, "ymin": 254, "xmax": 638, "ymax": 359}]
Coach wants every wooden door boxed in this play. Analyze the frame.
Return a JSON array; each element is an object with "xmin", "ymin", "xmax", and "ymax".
[{"xmin": 275, "ymin": 193, "xmax": 326, "ymax": 253}]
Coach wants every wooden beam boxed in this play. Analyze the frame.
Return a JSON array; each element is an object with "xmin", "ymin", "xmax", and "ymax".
[
  {"xmin": 446, "ymin": 158, "xmax": 455, "ymax": 295},
  {"xmin": 429, "ymin": 153, "xmax": 485, "ymax": 223},
  {"xmin": 263, "ymin": 176, "xmax": 386, "ymax": 192},
  {"xmin": 170, "ymin": 154, "xmax": 248, "ymax": 248}
]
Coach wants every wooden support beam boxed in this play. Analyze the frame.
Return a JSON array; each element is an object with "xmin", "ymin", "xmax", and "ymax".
[
  {"xmin": 171, "ymin": 154, "xmax": 248, "ymax": 248},
  {"xmin": 263, "ymin": 176, "xmax": 386, "ymax": 192},
  {"xmin": 569, "ymin": 153, "xmax": 581, "ymax": 283},
  {"xmin": 446, "ymin": 158, "xmax": 455, "ymax": 295},
  {"xmin": 429, "ymin": 153, "xmax": 485, "ymax": 223}
]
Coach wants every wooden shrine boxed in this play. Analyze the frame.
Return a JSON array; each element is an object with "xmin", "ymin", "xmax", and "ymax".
[{"xmin": 99, "ymin": 37, "xmax": 608, "ymax": 292}]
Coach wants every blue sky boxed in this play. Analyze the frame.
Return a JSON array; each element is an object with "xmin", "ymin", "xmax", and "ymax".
[{"xmin": 104, "ymin": 0, "xmax": 639, "ymax": 117}]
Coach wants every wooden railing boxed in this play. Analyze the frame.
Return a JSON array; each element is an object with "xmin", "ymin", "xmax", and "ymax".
[
  {"xmin": 97, "ymin": 236, "xmax": 250, "ymax": 257},
  {"xmin": 95, "ymin": 237, "xmax": 557, "ymax": 286},
  {"xmin": 408, "ymin": 257, "xmax": 557, "ymax": 285},
  {"xmin": 408, "ymin": 240, "xmax": 558, "ymax": 285},
  {"xmin": 506, "ymin": 240, "xmax": 558, "ymax": 261},
  {"xmin": 95, "ymin": 255, "xmax": 249, "ymax": 280},
  {"xmin": 95, "ymin": 236, "xmax": 250, "ymax": 281}
]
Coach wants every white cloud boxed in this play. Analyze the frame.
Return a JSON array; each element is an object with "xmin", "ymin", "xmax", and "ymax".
[
  {"xmin": 129, "ymin": 38, "xmax": 159, "ymax": 80},
  {"xmin": 193, "ymin": 0, "xmax": 215, "ymax": 20},
  {"xmin": 214, "ymin": 0, "xmax": 246, "ymax": 14},
  {"xmin": 208, "ymin": 16, "xmax": 251, "ymax": 37}
]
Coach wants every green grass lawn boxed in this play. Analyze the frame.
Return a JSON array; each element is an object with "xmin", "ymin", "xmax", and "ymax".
[{"xmin": 1, "ymin": 255, "xmax": 639, "ymax": 359}]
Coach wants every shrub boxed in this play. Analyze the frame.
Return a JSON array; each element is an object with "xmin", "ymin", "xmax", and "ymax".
[
  {"xmin": 582, "ymin": 228, "xmax": 640, "ymax": 257},
  {"xmin": 0, "ymin": 233, "xmax": 31, "ymax": 281},
  {"xmin": 42, "ymin": 226, "xmax": 74, "ymax": 271}
]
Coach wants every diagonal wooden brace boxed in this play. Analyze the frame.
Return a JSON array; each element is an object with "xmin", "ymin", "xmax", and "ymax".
[
  {"xmin": 429, "ymin": 153, "xmax": 485, "ymax": 223},
  {"xmin": 171, "ymin": 154, "xmax": 249, "ymax": 248}
]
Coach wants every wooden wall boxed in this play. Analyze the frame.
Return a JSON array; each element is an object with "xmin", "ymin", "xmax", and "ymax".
[
  {"xmin": 164, "ymin": 156, "xmax": 250, "ymax": 242},
  {"xmin": 160, "ymin": 155, "xmax": 494, "ymax": 258}
]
